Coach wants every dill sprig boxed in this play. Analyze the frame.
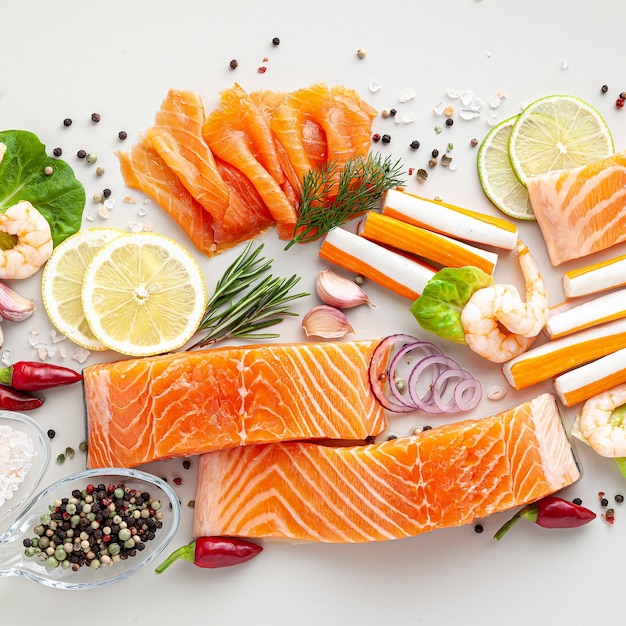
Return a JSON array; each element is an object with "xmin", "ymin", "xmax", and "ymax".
[
  {"xmin": 188, "ymin": 241, "xmax": 308, "ymax": 350},
  {"xmin": 284, "ymin": 152, "xmax": 405, "ymax": 250}
]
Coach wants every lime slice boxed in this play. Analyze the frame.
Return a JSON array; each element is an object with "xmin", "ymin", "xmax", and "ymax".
[
  {"xmin": 477, "ymin": 116, "xmax": 535, "ymax": 221},
  {"xmin": 41, "ymin": 227, "xmax": 124, "ymax": 350},
  {"xmin": 81, "ymin": 232, "xmax": 206, "ymax": 357},
  {"xmin": 508, "ymin": 94, "xmax": 614, "ymax": 185}
]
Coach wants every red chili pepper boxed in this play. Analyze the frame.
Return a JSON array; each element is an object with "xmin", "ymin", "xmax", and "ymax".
[
  {"xmin": 0, "ymin": 361, "xmax": 82, "ymax": 391},
  {"xmin": 0, "ymin": 384, "xmax": 44, "ymax": 411},
  {"xmin": 155, "ymin": 536, "xmax": 263, "ymax": 574},
  {"xmin": 494, "ymin": 495, "xmax": 596, "ymax": 540}
]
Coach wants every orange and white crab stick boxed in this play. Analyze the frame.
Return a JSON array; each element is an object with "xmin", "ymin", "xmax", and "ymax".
[
  {"xmin": 502, "ymin": 317, "xmax": 626, "ymax": 390},
  {"xmin": 357, "ymin": 212, "xmax": 498, "ymax": 275},
  {"xmin": 319, "ymin": 227, "xmax": 437, "ymax": 300},
  {"xmin": 545, "ymin": 288, "xmax": 626, "ymax": 339},
  {"xmin": 382, "ymin": 188, "xmax": 518, "ymax": 251},
  {"xmin": 563, "ymin": 253, "xmax": 626, "ymax": 298},
  {"xmin": 554, "ymin": 347, "xmax": 626, "ymax": 407}
]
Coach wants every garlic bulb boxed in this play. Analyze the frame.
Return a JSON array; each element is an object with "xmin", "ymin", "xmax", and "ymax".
[
  {"xmin": 315, "ymin": 269, "xmax": 371, "ymax": 309},
  {"xmin": 0, "ymin": 281, "xmax": 35, "ymax": 321},
  {"xmin": 302, "ymin": 305, "xmax": 354, "ymax": 339}
]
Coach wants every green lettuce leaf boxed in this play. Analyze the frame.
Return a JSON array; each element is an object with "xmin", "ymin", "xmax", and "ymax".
[
  {"xmin": 409, "ymin": 266, "xmax": 493, "ymax": 343},
  {"xmin": 0, "ymin": 130, "xmax": 85, "ymax": 247},
  {"xmin": 615, "ymin": 457, "xmax": 626, "ymax": 479}
]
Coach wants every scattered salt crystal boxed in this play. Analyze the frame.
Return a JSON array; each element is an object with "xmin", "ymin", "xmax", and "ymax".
[
  {"xmin": 561, "ymin": 59, "xmax": 569, "ymax": 69},
  {"xmin": 97, "ymin": 204, "xmax": 110, "ymax": 219},
  {"xmin": 37, "ymin": 347, "xmax": 49, "ymax": 360},
  {"xmin": 72, "ymin": 347, "xmax": 91, "ymax": 364},
  {"xmin": 143, "ymin": 222, "xmax": 154, "ymax": 232},
  {"xmin": 1, "ymin": 350, "xmax": 11, "ymax": 366},
  {"xmin": 143, "ymin": 198, "xmax": 152, "ymax": 205},
  {"xmin": 496, "ymin": 89, "xmax": 507, "ymax": 99},
  {"xmin": 129, "ymin": 221, "xmax": 142, "ymax": 233},
  {"xmin": 460, "ymin": 90, "xmax": 474, "ymax": 106},
  {"xmin": 59, "ymin": 346, "xmax": 67, "ymax": 358},
  {"xmin": 394, "ymin": 112, "xmax": 415, "ymax": 124},
  {"xmin": 445, "ymin": 88, "xmax": 460, "ymax": 99},
  {"xmin": 486, "ymin": 51, "xmax": 492, "ymax": 58},
  {"xmin": 123, "ymin": 195, "xmax": 137, "ymax": 204},
  {"xmin": 433, "ymin": 101, "xmax": 445, "ymax": 115},
  {"xmin": 368, "ymin": 80, "xmax": 382, "ymax": 93},
  {"xmin": 459, "ymin": 108, "xmax": 481, "ymax": 120},
  {"xmin": 50, "ymin": 329, "xmax": 66, "ymax": 343},
  {"xmin": 470, "ymin": 98, "xmax": 484, "ymax": 111},
  {"xmin": 448, "ymin": 163, "xmax": 457, "ymax": 171},
  {"xmin": 104, "ymin": 198, "xmax": 116, "ymax": 210},
  {"xmin": 85, "ymin": 214, "xmax": 96, "ymax": 222},
  {"xmin": 137, "ymin": 206, "xmax": 149, "ymax": 217},
  {"xmin": 489, "ymin": 96, "xmax": 502, "ymax": 109},
  {"xmin": 46, "ymin": 346, "xmax": 56, "ymax": 357},
  {"xmin": 0, "ymin": 425, "xmax": 35, "ymax": 507},
  {"xmin": 397, "ymin": 88, "xmax": 416, "ymax": 102}
]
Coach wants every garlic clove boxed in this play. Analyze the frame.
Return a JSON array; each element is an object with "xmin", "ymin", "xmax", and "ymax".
[
  {"xmin": 315, "ymin": 269, "xmax": 371, "ymax": 309},
  {"xmin": 0, "ymin": 281, "xmax": 35, "ymax": 321},
  {"xmin": 302, "ymin": 305, "xmax": 355, "ymax": 339}
]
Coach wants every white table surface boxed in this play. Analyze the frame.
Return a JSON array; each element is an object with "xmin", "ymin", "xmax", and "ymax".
[{"xmin": 1, "ymin": 0, "xmax": 625, "ymax": 623}]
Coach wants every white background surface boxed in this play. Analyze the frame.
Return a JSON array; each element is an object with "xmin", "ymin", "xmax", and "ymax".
[{"xmin": 1, "ymin": 0, "xmax": 626, "ymax": 622}]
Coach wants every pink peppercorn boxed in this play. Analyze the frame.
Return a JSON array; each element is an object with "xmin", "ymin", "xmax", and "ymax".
[{"xmin": 616, "ymin": 98, "xmax": 625, "ymax": 109}]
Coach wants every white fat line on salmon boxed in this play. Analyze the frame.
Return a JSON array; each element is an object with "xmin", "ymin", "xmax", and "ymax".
[{"xmin": 382, "ymin": 188, "xmax": 518, "ymax": 251}]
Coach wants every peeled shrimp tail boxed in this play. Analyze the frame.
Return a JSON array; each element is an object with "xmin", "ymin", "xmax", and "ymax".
[{"xmin": 579, "ymin": 383, "xmax": 626, "ymax": 457}]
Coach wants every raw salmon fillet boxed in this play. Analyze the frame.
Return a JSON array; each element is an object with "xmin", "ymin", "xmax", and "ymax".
[
  {"xmin": 117, "ymin": 140, "xmax": 218, "ymax": 257},
  {"xmin": 84, "ymin": 339, "xmax": 389, "ymax": 468},
  {"xmin": 526, "ymin": 150, "xmax": 626, "ymax": 265},
  {"xmin": 193, "ymin": 393, "xmax": 580, "ymax": 543},
  {"xmin": 145, "ymin": 88, "xmax": 273, "ymax": 245}
]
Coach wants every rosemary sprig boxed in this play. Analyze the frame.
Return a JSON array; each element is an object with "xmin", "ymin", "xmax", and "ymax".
[
  {"xmin": 188, "ymin": 241, "xmax": 308, "ymax": 350},
  {"xmin": 284, "ymin": 152, "xmax": 405, "ymax": 250}
]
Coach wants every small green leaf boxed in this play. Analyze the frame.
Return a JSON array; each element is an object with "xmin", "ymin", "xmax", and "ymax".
[
  {"xmin": 0, "ymin": 130, "xmax": 85, "ymax": 247},
  {"xmin": 615, "ymin": 457, "xmax": 626, "ymax": 478},
  {"xmin": 410, "ymin": 266, "xmax": 493, "ymax": 343}
]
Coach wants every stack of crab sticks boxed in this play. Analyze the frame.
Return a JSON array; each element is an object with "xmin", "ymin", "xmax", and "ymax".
[
  {"xmin": 319, "ymin": 189, "xmax": 517, "ymax": 299},
  {"xmin": 504, "ymin": 250, "xmax": 626, "ymax": 406}
]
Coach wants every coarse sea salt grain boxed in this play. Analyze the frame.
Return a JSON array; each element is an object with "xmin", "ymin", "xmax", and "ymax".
[{"xmin": 0, "ymin": 424, "xmax": 35, "ymax": 507}]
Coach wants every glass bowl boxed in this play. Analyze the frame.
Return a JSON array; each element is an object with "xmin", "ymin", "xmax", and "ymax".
[
  {"xmin": 0, "ymin": 467, "xmax": 181, "ymax": 589},
  {"xmin": 0, "ymin": 411, "xmax": 51, "ymax": 525}
]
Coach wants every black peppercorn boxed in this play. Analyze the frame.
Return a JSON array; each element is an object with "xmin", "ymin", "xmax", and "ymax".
[
  {"xmin": 409, "ymin": 140, "xmax": 420, "ymax": 150},
  {"xmin": 381, "ymin": 134, "xmax": 391, "ymax": 144},
  {"xmin": 229, "ymin": 59, "xmax": 239, "ymax": 70},
  {"xmin": 431, "ymin": 149, "xmax": 439, "ymax": 158},
  {"xmin": 445, "ymin": 118, "xmax": 454, "ymax": 126},
  {"xmin": 601, "ymin": 497, "xmax": 609, "ymax": 507},
  {"xmin": 52, "ymin": 147, "xmax": 62, "ymax": 157},
  {"xmin": 615, "ymin": 494, "xmax": 624, "ymax": 503},
  {"xmin": 91, "ymin": 113, "xmax": 101, "ymax": 123},
  {"xmin": 103, "ymin": 188, "xmax": 112, "ymax": 198},
  {"xmin": 572, "ymin": 497, "xmax": 582, "ymax": 505},
  {"xmin": 389, "ymin": 108, "xmax": 397, "ymax": 117},
  {"xmin": 77, "ymin": 150, "xmax": 87, "ymax": 159},
  {"xmin": 272, "ymin": 37, "xmax": 280, "ymax": 45},
  {"xmin": 63, "ymin": 118, "xmax": 73, "ymax": 127},
  {"xmin": 118, "ymin": 130, "xmax": 128, "ymax": 140},
  {"xmin": 46, "ymin": 429, "xmax": 55, "ymax": 439},
  {"xmin": 474, "ymin": 524, "xmax": 484, "ymax": 534}
]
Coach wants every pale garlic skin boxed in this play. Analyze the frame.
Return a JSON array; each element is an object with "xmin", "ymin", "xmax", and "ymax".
[
  {"xmin": 302, "ymin": 304, "xmax": 354, "ymax": 339},
  {"xmin": 315, "ymin": 269, "xmax": 371, "ymax": 309},
  {"xmin": 0, "ymin": 281, "xmax": 35, "ymax": 322}
]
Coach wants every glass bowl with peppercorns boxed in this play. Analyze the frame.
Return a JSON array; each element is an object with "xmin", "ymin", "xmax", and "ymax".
[
  {"xmin": 0, "ymin": 467, "xmax": 181, "ymax": 589},
  {"xmin": 0, "ymin": 411, "xmax": 51, "ymax": 527}
]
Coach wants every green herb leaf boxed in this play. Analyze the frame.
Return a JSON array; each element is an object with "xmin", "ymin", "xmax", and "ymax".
[
  {"xmin": 615, "ymin": 457, "xmax": 626, "ymax": 478},
  {"xmin": 0, "ymin": 130, "xmax": 85, "ymax": 246},
  {"xmin": 285, "ymin": 152, "xmax": 405, "ymax": 250},
  {"xmin": 189, "ymin": 241, "xmax": 308, "ymax": 349},
  {"xmin": 410, "ymin": 266, "xmax": 493, "ymax": 343}
]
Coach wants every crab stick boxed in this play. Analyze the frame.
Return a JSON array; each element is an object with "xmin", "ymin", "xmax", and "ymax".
[
  {"xmin": 554, "ymin": 347, "xmax": 626, "ymax": 407},
  {"xmin": 502, "ymin": 317, "xmax": 626, "ymax": 390},
  {"xmin": 563, "ymin": 254, "xmax": 626, "ymax": 298},
  {"xmin": 382, "ymin": 189, "xmax": 518, "ymax": 251},
  {"xmin": 319, "ymin": 227, "xmax": 437, "ymax": 300},
  {"xmin": 545, "ymin": 289, "xmax": 626, "ymax": 339},
  {"xmin": 357, "ymin": 212, "xmax": 498, "ymax": 275}
]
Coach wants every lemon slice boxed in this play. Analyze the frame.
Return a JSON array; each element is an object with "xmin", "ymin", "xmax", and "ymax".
[
  {"xmin": 477, "ymin": 116, "xmax": 535, "ymax": 221},
  {"xmin": 41, "ymin": 227, "xmax": 124, "ymax": 350},
  {"xmin": 508, "ymin": 94, "xmax": 614, "ymax": 185},
  {"xmin": 81, "ymin": 232, "xmax": 206, "ymax": 357}
]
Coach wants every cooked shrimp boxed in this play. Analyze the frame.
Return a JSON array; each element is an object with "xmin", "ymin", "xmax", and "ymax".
[
  {"xmin": 579, "ymin": 384, "xmax": 626, "ymax": 457},
  {"xmin": 461, "ymin": 240, "xmax": 549, "ymax": 363},
  {"xmin": 0, "ymin": 201, "xmax": 53, "ymax": 279}
]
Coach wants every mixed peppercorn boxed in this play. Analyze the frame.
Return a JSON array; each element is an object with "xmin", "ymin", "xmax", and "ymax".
[{"xmin": 23, "ymin": 482, "xmax": 164, "ymax": 571}]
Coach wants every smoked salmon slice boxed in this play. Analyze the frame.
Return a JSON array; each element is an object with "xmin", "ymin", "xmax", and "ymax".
[
  {"xmin": 193, "ymin": 393, "xmax": 580, "ymax": 543},
  {"xmin": 145, "ymin": 88, "xmax": 272, "ymax": 245},
  {"xmin": 270, "ymin": 83, "xmax": 377, "ymax": 191},
  {"xmin": 84, "ymin": 339, "xmax": 389, "ymax": 469},
  {"xmin": 202, "ymin": 84, "xmax": 297, "ymax": 239},
  {"xmin": 526, "ymin": 150, "xmax": 626, "ymax": 265},
  {"xmin": 117, "ymin": 140, "xmax": 218, "ymax": 257}
]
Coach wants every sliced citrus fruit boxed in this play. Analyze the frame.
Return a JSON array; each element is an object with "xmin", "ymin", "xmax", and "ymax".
[
  {"xmin": 508, "ymin": 94, "xmax": 614, "ymax": 185},
  {"xmin": 81, "ymin": 232, "xmax": 206, "ymax": 357},
  {"xmin": 477, "ymin": 116, "xmax": 535, "ymax": 221},
  {"xmin": 41, "ymin": 227, "xmax": 123, "ymax": 350}
]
